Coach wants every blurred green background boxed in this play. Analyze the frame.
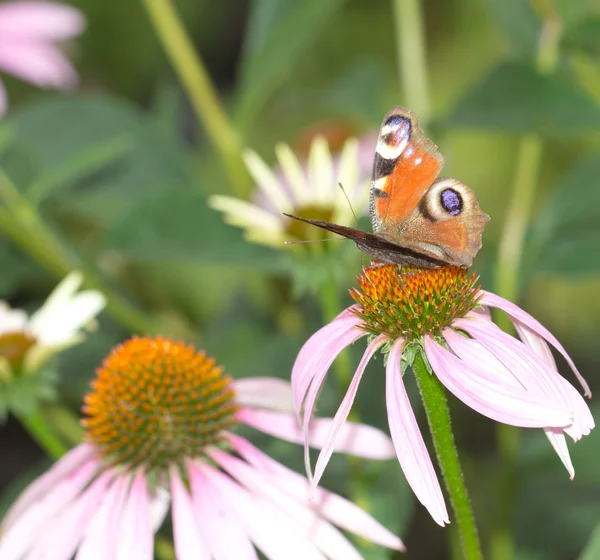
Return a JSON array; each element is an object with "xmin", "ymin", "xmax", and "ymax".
[{"xmin": 1, "ymin": 0, "xmax": 600, "ymax": 558}]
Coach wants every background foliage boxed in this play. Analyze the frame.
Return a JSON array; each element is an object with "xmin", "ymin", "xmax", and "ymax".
[{"xmin": 1, "ymin": 0, "xmax": 600, "ymax": 559}]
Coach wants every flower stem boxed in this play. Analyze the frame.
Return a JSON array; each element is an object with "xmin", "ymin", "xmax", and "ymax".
[
  {"xmin": 0, "ymin": 172, "xmax": 161, "ymax": 335},
  {"xmin": 413, "ymin": 351, "xmax": 482, "ymax": 560},
  {"xmin": 17, "ymin": 408, "xmax": 68, "ymax": 459},
  {"xmin": 141, "ymin": 0, "xmax": 251, "ymax": 197},
  {"xmin": 491, "ymin": 7, "xmax": 562, "ymax": 559},
  {"xmin": 392, "ymin": 0, "xmax": 430, "ymax": 125}
]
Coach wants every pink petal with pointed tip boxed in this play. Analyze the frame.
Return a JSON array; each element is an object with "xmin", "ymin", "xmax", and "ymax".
[
  {"xmin": 0, "ymin": 1, "xmax": 85, "ymax": 39},
  {"xmin": 187, "ymin": 459, "xmax": 258, "ymax": 560},
  {"xmin": 386, "ymin": 338, "xmax": 449, "ymax": 526},
  {"xmin": 291, "ymin": 306, "xmax": 363, "ymax": 414},
  {"xmin": 429, "ymin": 333, "xmax": 572, "ymax": 427},
  {"xmin": 2, "ymin": 443, "xmax": 94, "ymax": 531},
  {"xmin": 544, "ymin": 428, "xmax": 575, "ymax": 479},
  {"xmin": 234, "ymin": 377, "xmax": 294, "ymax": 412},
  {"xmin": 114, "ymin": 471, "xmax": 153, "ymax": 560},
  {"xmin": 0, "ymin": 458, "xmax": 99, "ymax": 559},
  {"xmin": 236, "ymin": 407, "xmax": 395, "ymax": 459},
  {"xmin": 0, "ymin": 42, "xmax": 77, "ymax": 89},
  {"xmin": 228, "ymin": 434, "xmax": 404, "ymax": 551},
  {"xmin": 210, "ymin": 449, "xmax": 361, "ymax": 560},
  {"xmin": 454, "ymin": 317, "xmax": 571, "ymax": 413},
  {"xmin": 75, "ymin": 472, "xmax": 130, "ymax": 560},
  {"xmin": 311, "ymin": 334, "xmax": 387, "ymax": 492},
  {"xmin": 200, "ymin": 463, "xmax": 327, "ymax": 560},
  {"xmin": 169, "ymin": 466, "xmax": 210, "ymax": 560},
  {"xmin": 478, "ymin": 290, "xmax": 591, "ymax": 397}
]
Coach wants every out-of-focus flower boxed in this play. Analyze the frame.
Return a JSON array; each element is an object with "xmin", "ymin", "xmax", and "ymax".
[
  {"xmin": 292, "ymin": 264, "xmax": 594, "ymax": 526},
  {"xmin": 0, "ymin": 0, "xmax": 85, "ymax": 115},
  {"xmin": 209, "ymin": 135, "xmax": 374, "ymax": 247},
  {"xmin": 0, "ymin": 271, "xmax": 105, "ymax": 376},
  {"xmin": 0, "ymin": 336, "xmax": 404, "ymax": 559}
]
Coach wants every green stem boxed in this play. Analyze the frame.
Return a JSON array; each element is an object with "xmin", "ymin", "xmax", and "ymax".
[
  {"xmin": 413, "ymin": 351, "xmax": 482, "ymax": 560},
  {"xmin": 491, "ymin": 7, "xmax": 562, "ymax": 560},
  {"xmin": 392, "ymin": 0, "xmax": 430, "ymax": 124},
  {"xmin": 17, "ymin": 408, "xmax": 68, "ymax": 459},
  {"xmin": 141, "ymin": 0, "xmax": 250, "ymax": 197},
  {"xmin": 45, "ymin": 404, "xmax": 84, "ymax": 445},
  {"xmin": 0, "ymin": 174, "xmax": 160, "ymax": 335}
]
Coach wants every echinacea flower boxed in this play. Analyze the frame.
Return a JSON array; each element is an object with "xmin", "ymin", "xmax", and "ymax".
[
  {"xmin": 0, "ymin": 336, "xmax": 404, "ymax": 559},
  {"xmin": 209, "ymin": 135, "xmax": 373, "ymax": 247},
  {"xmin": 292, "ymin": 264, "xmax": 594, "ymax": 526},
  {"xmin": 0, "ymin": 0, "xmax": 85, "ymax": 115},
  {"xmin": 0, "ymin": 271, "xmax": 105, "ymax": 416}
]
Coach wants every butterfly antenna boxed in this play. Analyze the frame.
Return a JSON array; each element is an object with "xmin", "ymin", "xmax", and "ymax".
[{"xmin": 338, "ymin": 182, "xmax": 359, "ymax": 226}]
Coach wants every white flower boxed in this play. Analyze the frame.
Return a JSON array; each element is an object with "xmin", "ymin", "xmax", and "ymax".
[
  {"xmin": 0, "ymin": 271, "xmax": 105, "ymax": 374},
  {"xmin": 209, "ymin": 136, "xmax": 371, "ymax": 247}
]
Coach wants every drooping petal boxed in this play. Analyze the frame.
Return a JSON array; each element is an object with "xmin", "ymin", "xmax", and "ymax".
[
  {"xmin": 0, "ymin": 1, "xmax": 85, "ymax": 39},
  {"xmin": 187, "ymin": 460, "xmax": 258, "ymax": 559},
  {"xmin": 2, "ymin": 443, "xmax": 94, "ymax": 531},
  {"xmin": 291, "ymin": 306, "xmax": 364, "ymax": 415},
  {"xmin": 478, "ymin": 290, "xmax": 591, "ymax": 397},
  {"xmin": 386, "ymin": 338, "xmax": 449, "ymax": 526},
  {"xmin": 234, "ymin": 377, "xmax": 294, "ymax": 412},
  {"xmin": 114, "ymin": 471, "xmax": 153, "ymax": 560},
  {"xmin": 169, "ymin": 466, "xmax": 210, "ymax": 560},
  {"xmin": 210, "ymin": 448, "xmax": 362, "ymax": 560},
  {"xmin": 544, "ymin": 428, "xmax": 575, "ymax": 479},
  {"xmin": 227, "ymin": 434, "xmax": 405, "ymax": 551},
  {"xmin": 0, "ymin": 458, "xmax": 98, "ymax": 559},
  {"xmin": 243, "ymin": 149, "xmax": 293, "ymax": 213},
  {"xmin": 311, "ymin": 334, "xmax": 388, "ymax": 490},
  {"xmin": 236, "ymin": 408, "xmax": 394, "ymax": 459},
  {"xmin": 201, "ymin": 462, "xmax": 327, "ymax": 560},
  {"xmin": 427, "ymin": 334, "xmax": 572, "ymax": 428}
]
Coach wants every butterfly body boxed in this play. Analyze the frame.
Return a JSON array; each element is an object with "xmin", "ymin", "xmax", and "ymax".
[{"xmin": 285, "ymin": 107, "xmax": 489, "ymax": 268}]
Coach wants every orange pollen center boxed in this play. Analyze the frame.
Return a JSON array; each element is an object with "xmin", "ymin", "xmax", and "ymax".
[
  {"xmin": 82, "ymin": 336, "xmax": 238, "ymax": 471},
  {"xmin": 350, "ymin": 264, "xmax": 480, "ymax": 339}
]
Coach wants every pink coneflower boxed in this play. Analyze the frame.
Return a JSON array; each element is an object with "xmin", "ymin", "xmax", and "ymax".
[
  {"xmin": 0, "ymin": 1, "xmax": 85, "ymax": 115},
  {"xmin": 0, "ymin": 336, "xmax": 404, "ymax": 559},
  {"xmin": 292, "ymin": 264, "xmax": 594, "ymax": 526}
]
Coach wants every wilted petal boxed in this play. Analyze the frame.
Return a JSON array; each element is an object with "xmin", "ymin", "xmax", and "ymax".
[
  {"xmin": 228, "ymin": 434, "xmax": 405, "ymax": 551},
  {"xmin": 544, "ymin": 428, "xmax": 575, "ymax": 479},
  {"xmin": 478, "ymin": 290, "xmax": 591, "ymax": 397},
  {"xmin": 386, "ymin": 338, "xmax": 449, "ymax": 526},
  {"xmin": 311, "ymin": 334, "xmax": 387, "ymax": 489},
  {"xmin": 169, "ymin": 466, "xmax": 210, "ymax": 560},
  {"xmin": 236, "ymin": 407, "xmax": 394, "ymax": 459},
  {"xmin": 0, "ymin": 1, "xmax": 85, "ymax": 39},
  {"xmin": 427, "ymin": 333, "xmax": 572, "ymax": 428},
  {"xmin": 234, "ymin": 377, "xmax": 294, "ymax": 412}
]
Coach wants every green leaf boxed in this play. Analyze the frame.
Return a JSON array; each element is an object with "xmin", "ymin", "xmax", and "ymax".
[
  {"xmin": 486, "ymin": 0, "xmax": 540, "ymax": 58},
  {"xmin": 526, "ymin": 156, "xmax": 600, "ymax": 276},
  {"xmin": 96, "ymin": 189, "xmax": 287, "ymax": 272},
  {"xmin": 580, "ymin": 523, "xmax": 600, "ymax": 560},
  {"xmin": 234, "ymin": 0, "xmax": 347, "ymax": 130},
  {"xmin": 448, "ymin": 62, "xmax": 600, "ymax": 136}
]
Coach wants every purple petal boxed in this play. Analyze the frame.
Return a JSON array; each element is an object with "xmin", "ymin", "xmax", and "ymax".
[
  {"xmin": 427, "ymin": 333, "xmax": 572, "ymax": 428},
  {"xmin": 386, "ymin": 338, "xmax": 450, "ymax": 526},
  {"xmin": 479, "ymin": 290, "xmax": 591, "ymax": 397},
  {"xmin": 169, "ymin": 466, "xmax": 210, "ymax": 560},
  {"xmin": 236, "ymin": 408, "xmax": 395, "ymax": 459},
  {"xmin": 0, "ymin": 1, "xmax": 85, "ymax": 39},
  {"xmin": 291, "ymin": 305, "xmax": 363, "ymax": 415},
  {"xmin": 210, "ymin": 448, "xmax": 362, "ymax": 560},
  {"xmin": 234, "ymin": 377, "xmax": 294, "ymax": 411},
  {"xmin": 544, "ymin": 428, "xmax": 575, "ymax": 479},
  {"xmin": 311, "ymin": 334, "xmax": 387, "ymax": 491},
  {"xmin": 0, "ymin": 42, "xmax": 78, "ymax": 89},
  {"xmin": 228, "ymin": 434, "xmax": 405, "ymax": 551}
]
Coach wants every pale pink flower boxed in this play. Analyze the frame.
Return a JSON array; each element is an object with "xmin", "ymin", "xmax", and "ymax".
[
  {"xmin": 292, "ymin": 265, "xmax": 594, "ymax": 526},
  {"xmin": 1, "ymin": 336, "xmax": 404, "ymax": 559},
  {"xmin": 0, "ymin": 1, "xmax": 85, "ymax": 115}
]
